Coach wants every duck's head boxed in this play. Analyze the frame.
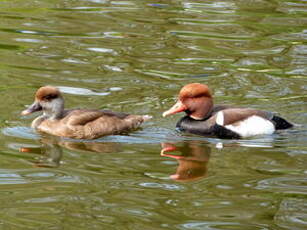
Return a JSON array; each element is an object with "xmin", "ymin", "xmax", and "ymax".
[
  {"xmin": 162, "ymin": 83, "xmax": 213, "ymax": 120},
  {"xmin": 21, "ymin": 86, "xmax": 64, "ymax": 119}
]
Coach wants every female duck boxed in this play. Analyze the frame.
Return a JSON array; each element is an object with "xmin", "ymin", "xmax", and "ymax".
[
  {"xmin": 163, "ymin": 83, "xmax": 292, "ymax": 138},
  {"xmin": 22, "ymin": 86, "xmax": 151, "ymax": 139}
]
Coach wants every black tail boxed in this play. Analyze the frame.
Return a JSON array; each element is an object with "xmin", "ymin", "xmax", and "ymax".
[{"xmin": 272, "ymin": 115, "xmax": 293, "ymax": 130}]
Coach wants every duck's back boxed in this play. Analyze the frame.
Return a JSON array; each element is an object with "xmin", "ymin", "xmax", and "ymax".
[{"xmin": 37, "ymin": 109, "xmax": 149, "ymax": 139}]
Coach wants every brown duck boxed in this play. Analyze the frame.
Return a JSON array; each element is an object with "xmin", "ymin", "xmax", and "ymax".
[{"xmin": 21, "ymin": 86, "xmax": 151, "ymax": 139}]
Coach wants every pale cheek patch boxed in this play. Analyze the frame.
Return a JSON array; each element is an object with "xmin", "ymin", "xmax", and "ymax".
[{"xmin": 225, "ymin": 115, "xmax": 275, "ymax": 138}]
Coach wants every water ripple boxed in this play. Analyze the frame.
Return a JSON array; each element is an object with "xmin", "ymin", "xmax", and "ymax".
[
  {"xmin": 57, "ymin": 86, "xmax": 110, "ymax": 96},
  {"xmin": 179, "ymin": 221, "xmax": 268, "ymax": 230},
  {"xmin": 256, "ymin": 177, "xmax": 307, "ymax": 195},
  {"xmin": 275, "ymin": 198, "xmax": 307, "ymax": 229},
  {"xmin": 0, "ymin": 0, "xmax": 306, "ymax": 229}
]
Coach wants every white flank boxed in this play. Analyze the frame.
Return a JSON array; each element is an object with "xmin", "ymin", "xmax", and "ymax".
[
  {"xmin": 216, "ymin": 111, "xmax": 224, "ymax": 126},
  {"xmin": 225, "ymin": 115, "xmax": 275, "ymax": 138}
]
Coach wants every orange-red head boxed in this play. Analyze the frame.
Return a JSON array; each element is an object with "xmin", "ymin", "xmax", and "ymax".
[{"xmin": 163, "ymin": 83, "xmax": 213, "ymax": 120}]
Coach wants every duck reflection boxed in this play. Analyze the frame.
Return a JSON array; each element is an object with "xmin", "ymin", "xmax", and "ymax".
[
  {"xmin": 20, "ymin": 136, "xmax": 121, "ymax": 167},
  {"xmin": 20, "ymin": 140, "xmax": 63, "ymax": 168},
  {"xmin": 161, "ymin": 141, "xmax": 210, "ymax": 182}
]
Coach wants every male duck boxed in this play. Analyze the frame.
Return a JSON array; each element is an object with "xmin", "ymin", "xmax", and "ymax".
[
  {"xmin": 22, "ymin": 86, "xmax": 151, "ymax": 139},
  {"xmin": 163, "ymin": 83, "xmax": 292, "ymax": 139}
]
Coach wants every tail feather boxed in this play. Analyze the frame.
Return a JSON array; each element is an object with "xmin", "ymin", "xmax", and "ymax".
[
  {"xmin": 272, "ymin": 115, "xmax": 293, "ymax": 130},
  {"xmin": 142, "ymin": 115, "xmax": 152, "ymax": 122},
  {"xmin": 123, "ymin": 114, "xmax": 152, "ymax": 130}
]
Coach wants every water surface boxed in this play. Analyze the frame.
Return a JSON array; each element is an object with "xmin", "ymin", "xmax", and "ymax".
[{"xmin": 0, "ymin": 0, "xmax": 306, "ymax": 229}]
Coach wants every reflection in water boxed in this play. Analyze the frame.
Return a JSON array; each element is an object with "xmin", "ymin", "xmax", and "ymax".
[
  {"xmin": 161, "ymin": 142, "xmax": 210, "ymax": 182},
  {"xmin": 160, "ymin": 138, "xmax": 277, "ymax": 182},
  {"xmin": 53, "ymin": 138, "xmax": 122, "ymax": 154},
  {"xmin": 0, "ymin": 0, "xmax": 306, "ymax": 228},
  {"xmin": 19, "ymin": 136, "xmax": 122, "ymax": 167},
  {"xmin": 20, "ymin": 141, "xmax": 63, "ymax": 168}
]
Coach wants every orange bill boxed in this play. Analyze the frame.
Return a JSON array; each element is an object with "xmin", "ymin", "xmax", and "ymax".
[{"xmin": 162, "ymin": 100, "xmax": 187, "ymax": 117}]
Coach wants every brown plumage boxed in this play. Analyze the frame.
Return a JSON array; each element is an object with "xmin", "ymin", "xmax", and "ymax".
[
  {"xmin": 21, "ymin": 86, "xmax": 151, "ymax": 139},
  {"xmin": 179, "ymin": 83, "xmax": 212, "ymax": 100}
]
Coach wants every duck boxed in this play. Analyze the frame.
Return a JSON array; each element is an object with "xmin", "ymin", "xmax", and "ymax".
[
  {"xmin": 162, "ymin": 83, "xmax": 293, "ymax": 139},
  {"xmin": 21, "ymin": 86, "xmax": 151, "ymax": 139}
]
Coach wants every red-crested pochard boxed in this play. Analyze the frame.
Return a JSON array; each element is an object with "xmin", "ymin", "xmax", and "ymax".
[
  {"xmin": 163, "ymin": 83, "xmax": 293, "ymax": 139},
  {"xmin": 21, "ymin": 86, "xmax": 151, "ymax": 139}
]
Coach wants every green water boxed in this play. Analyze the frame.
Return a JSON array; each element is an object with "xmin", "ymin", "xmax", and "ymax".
[{"xmin": 0, "ymin": 0, "xmax": 306, "ymax": 229}]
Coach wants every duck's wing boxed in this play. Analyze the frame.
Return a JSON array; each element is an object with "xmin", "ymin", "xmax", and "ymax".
[
  {"xmin": 212, "ymin": 105, "xmax": 234, "ymax": 113},
  {"xmin": 176, "ymin": 115, "xmax": 217, "ymax": 135},
  {"xmin": 62, "ymin": 109, "xmax": 150, "ymax": 139},
  {"xmin": 214, "ymin": 108, "xmax": 276, "ymax": 138},
  {"xmin": 216, "ymin": 108, "xmax": 274, "ymax": 126},
  {"xmin": 100, "ymin": 110, "xmax": 129, "ymax": 119},
  {"xmin": 66, "ymin": 110, "xmax": 112, "ymax": 126}
]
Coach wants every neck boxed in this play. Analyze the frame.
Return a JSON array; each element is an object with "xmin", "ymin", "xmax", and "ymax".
[
  {"xmin": 52, "ymin": 110, "xmax": 64, "ymax": 120},
  {"xmin": 44, "ymin": 109, "xmax": 64, "ymax": 120},
  {"xmin": 43, "ymin": 99, "xmax": 64, "ymax": 120},
  {"xmin": 189, "ymin": 97, "xmax": 213, "ymax": 120}
]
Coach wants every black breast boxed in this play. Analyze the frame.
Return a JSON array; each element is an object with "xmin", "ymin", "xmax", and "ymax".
[
  {"xmin": 176, "ymin": 116, "xmax": 241, "ymax": 139},
  {"xmin": 176, "ymin": 116, "xmax": 215, "ymax": 136},
  {"xmin": 175, "ymin": 105, "xmax": 230, "ymax": 136}
]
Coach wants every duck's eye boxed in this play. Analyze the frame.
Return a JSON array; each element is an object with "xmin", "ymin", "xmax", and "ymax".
[
  {"xmin": 43, "ymin": 94, "xmax": 58, "ymax": 101},
  {"xmin": 185, "ymin": 109, "xmax": 192, "ymax": 115}
]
